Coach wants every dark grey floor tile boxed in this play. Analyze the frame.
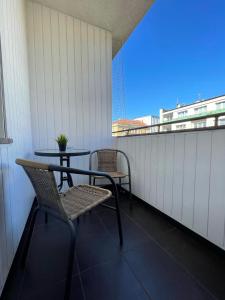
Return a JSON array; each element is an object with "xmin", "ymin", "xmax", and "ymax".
[
  {"xmin": 158, "ymin": 227, "xmax": 225, "ymax": 299},
  {"xmin": 20, "ymin": 221, "xmax": 79, "ymax": 294},
  {"xmin": 81, "ymin": 257, "xmax": 150, "ymax": 300},
  {"xmin": 97, "ymin": 209, "xmax": 150, "ymax": 251},
  {"xmin": 123, "ymin": 200, "xmax": 175, "ymax": 242},
  {"xmin": 77, "ymin": 212, "xmax": 109, "ymax": 240},
  {"xmin": 76, "ymin": 231, "xmax": 122, "ymax": 272},
  {"xmin": 124, "ymin": 240, "xmax": 215, "ymax": 300},
  {"xmin": 1, "ymin": 267, "xmax": 24, "ymax": 300},
  {"xmin": 20, "ymin": 275, "xmax": 84, "ymax": 300}
]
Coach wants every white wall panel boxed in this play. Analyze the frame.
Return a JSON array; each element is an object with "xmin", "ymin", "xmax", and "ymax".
[
  {"xmin": 144, "ymin": 136, "xmax": 152, "ymax": 205},
  {"xmin": 149, "ymin": 135, "xmax": 158, "ymax": 206},
  {"xmin": 0, "ymin": 0, "xmax": 33, "ymax": 293},
  {"xmin": 163, "ymin": 134, "xmax": 175, "ymax": 215},
  {"xmin": 182, "ymin": 133, "xmax": 197, "ymax": 229},
  {"xmin": 171, "ymin": 134, "xmax": 185, "ymax": 222},
  {"xmin": 156, "ymin": 135, "xmax": 166, "ymax": 210},
  {"xmin": 208, "ymin": 131, "xmax": 225, "ymax": 247},
  {"xmin": 116, "ymin": 129, "xmax": 225, "ymax": 250},
  {"xmin": 129, "ymin": 137, "xmax": 137, "ymax": 196},
  {"xmin": 134, "ymin": 136, "xmax": 143, "ymax": 199},
  {"xmin": 27, "ymin": 1, "xmax": 113, "ymax": 170},
  {"xmin": 193, "ymin": 132, "xmax": 211, "ymax": 236}
]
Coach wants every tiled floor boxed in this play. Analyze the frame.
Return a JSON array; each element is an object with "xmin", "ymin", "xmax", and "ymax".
[{"xmin": 2, "ymin": 193, "xmax": 225, "ymax": 300}]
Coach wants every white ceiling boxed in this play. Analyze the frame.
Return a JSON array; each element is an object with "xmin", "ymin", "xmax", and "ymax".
[{"xmin": 31, "ymin": 0, "xmax": 154, "ymax": 56}]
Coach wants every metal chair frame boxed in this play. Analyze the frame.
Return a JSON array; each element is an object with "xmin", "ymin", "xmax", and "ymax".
[
  {"xmin": 89, "ymin": 149, "xmax": 132, "ymax": 205},
  {"xmin": 16, "ymin": 160, "xmax": 123, "ymax": 300}
]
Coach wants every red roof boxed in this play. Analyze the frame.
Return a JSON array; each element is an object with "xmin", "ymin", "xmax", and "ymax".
[{"xmin": 112, "ymin": 119, "xmax": 146, "ymax": 126}]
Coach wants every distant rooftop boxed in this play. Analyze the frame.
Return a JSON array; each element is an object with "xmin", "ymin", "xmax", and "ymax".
[
  {"xmin": 163, "ymin": 94, "xmax": 225, "ymax": 113},
  {"xmin": 112, "ymin": 119, "xmax": 146, "ymax": 126}
]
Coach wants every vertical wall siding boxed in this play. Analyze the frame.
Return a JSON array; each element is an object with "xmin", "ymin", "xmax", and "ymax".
[
  {"xmin": 0, "ymin": 0, "xmax": 33, "ymax": 293},
  {"xmin": 116, "ymin": 130, "xmax": 225, "ymax": 250},
  {"xmin": 27, "ymin": 2, "xmax": 113, "ymax": 176}
]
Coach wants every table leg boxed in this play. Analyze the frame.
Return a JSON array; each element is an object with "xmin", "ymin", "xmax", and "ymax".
[
  {"xmin": 58, "ymin": 156, "xmax": 74, "ymax": 191},
  {"xmin": 58, "ymin": 156, "xmax": 64, "ymax": 191},
  {"xmin": 66, "ymin": 156, "xmax": 73, "ymax": 187}
]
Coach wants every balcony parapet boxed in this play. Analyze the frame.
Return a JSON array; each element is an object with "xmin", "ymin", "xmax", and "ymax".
[{"xmin": 112, "ymin": 111, "xmax": 225, "ymax": 137}]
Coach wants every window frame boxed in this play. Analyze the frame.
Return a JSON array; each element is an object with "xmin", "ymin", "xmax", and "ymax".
[
  {"xmin": 216, "ymin": 101, "xmax": 225, "ymax": 110},
  {"xmin": 194, "ymin": 120, "xmax": 207, "ymax": 129},
  {"xmin": 194, "ymin": 105, "xmax": 207, "ymax": 114},
  {"xmin": 177, "ymin": 110, "xmax": 188, "ymax": 117},
  {"xmin": 176, "ymin": 124, "xmax": 186, "ymax": 129}
]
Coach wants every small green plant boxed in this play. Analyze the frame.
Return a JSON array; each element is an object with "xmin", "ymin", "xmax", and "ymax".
[{"xmin": 56, "ymin": 134, "xmax": 68, "ymax": 151}]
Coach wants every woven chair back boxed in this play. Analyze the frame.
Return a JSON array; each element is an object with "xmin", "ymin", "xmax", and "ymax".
[
  {"xmin": 97, "ymin": 150, "xmax": 117, "ymax": 172},
  {"xmin": 16, "ymin": 159, "xmax": 67, "ymax": 220}
]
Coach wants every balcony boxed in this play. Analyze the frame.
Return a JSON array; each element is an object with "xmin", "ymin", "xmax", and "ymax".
[{"xmin": 1, "ymin": 0, "xmax": 225, "ymax": 300}]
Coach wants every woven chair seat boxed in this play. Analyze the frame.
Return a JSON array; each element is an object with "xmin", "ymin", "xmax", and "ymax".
[
  {"xmin": 93, "ymin": 171, "xmax": 127, "ymax": 179},
  {"xmin": 60, "ymin": 184, "xmax": 112, "ymax": 220}
]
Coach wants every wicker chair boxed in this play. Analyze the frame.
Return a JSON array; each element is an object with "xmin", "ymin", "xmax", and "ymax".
[
  {"xmin": 16, "ymin": 159, "xmax": 123, "ymax": 300},
  {"xmin": 89, "ymin": 149, "xmax": 132, "ymax": 205}
]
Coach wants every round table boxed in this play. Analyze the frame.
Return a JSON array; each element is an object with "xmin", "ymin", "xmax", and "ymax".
[{"xmin": 34, "ymin": 148, "xmax": 90, "ymax": 190}]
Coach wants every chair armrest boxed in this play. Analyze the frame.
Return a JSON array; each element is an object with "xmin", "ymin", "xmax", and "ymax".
[
  {"xmin": 48, "ymin": 164, "xmax": 118, "ymax": 194},
  {"xmin": 49, "ymin": 164, "xmax": 110, "ymax": 179}
]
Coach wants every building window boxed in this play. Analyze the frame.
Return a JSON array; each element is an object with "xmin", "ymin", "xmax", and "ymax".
[
  {"xmin": 216, "ymin": 101, "xmax": 225, "ymax": 110},
  {"xmin": 177, "ymin": 110, "xmax": 188, "ymax": 118},
  {"xmin": 176, "ymin": 124, "xmax": 186, "ymax": 130},
  {"xmin": 194, "ymin": 106, "xmax": 207, "ymax": 114},
  {"xmin": 218, "ymin": 117, "xmax": 225, "ymax": 126},
  {"xmin": 194, "ymin": 121, "xmax": 206, "ymax": 128},
  {"xmin": 163, "ymin": 114, "xmax": 173, "ymax": 122},
  {"xmin": 0, "ymin": 37, "xmax": 6, "ymax": 138}
]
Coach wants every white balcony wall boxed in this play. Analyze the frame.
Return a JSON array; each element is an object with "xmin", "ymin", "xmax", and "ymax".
[
  {"xmin": 27, "ymin": 2, "xmax": 113, "ymax": 176},
  {"xmin": 0, "ymin": 0, "xmax": 33, "ymax": 294},
  {"xmin": 116, "ymin": 130, "xmax": 225, "ymax": 250}
]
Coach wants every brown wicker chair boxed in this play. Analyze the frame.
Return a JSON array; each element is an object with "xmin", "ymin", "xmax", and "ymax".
[
  {"xmin": 16, "ymin": 159, "xmax": 123, "ymax": 300},
  {"xmin": 89, "ymin": 149, "xmax": 132, "ymax": 205}
]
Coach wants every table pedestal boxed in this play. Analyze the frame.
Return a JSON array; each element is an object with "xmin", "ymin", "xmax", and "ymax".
[
  {"xmin": 34, "ymin": 148, "xmax": 90, "ymax": 191},
  {"xmin": 58, "ymin": 155, "xmax": 73, "ymax": 190}
]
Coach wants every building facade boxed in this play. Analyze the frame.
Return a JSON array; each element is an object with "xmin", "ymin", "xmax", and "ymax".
[
  {"xmin": 112, "ymin": 119, "xmax": 147, "ymax": 136},
  {"xmin": 160, "ymin": 95, "xmax": 225, "ymax": 131},
  {"xmin": 112, "ymin": 115, "xmax": 159, "ymax": 136},
  {"xmin": 134, "ymin": 115, "xmax": 159, "ymax": 126}
]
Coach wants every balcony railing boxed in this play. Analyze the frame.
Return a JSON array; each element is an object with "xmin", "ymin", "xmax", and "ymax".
[{"xmin": 112, "ymin": 111, "xmax": 225, "ymax": 137}]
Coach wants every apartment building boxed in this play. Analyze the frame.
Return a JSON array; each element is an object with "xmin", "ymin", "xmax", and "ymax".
[
  {"xmin": 134, "ymin": 115, "xmax": 159, "ymax": 126},
  {"xmin": 112, "ymin": 115, "xmax": 159, "ymax": 136},
  {"xmin": 160, "ymin": 94, "xmax": 225, "ymax": 131},
  {"xmin": 112, "ymin": 119, "xmax": 147, "ymax": 136}
]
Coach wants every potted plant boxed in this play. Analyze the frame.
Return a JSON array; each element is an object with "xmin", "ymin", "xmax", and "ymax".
[{"xmin": 56, "ymin": 134, "xmax": 68, "ymax": 152}]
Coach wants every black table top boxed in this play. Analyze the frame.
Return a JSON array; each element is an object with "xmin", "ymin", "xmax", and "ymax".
[{"xmin": 34, "ymin": 148, "xmax": 90, "ymax": 157}]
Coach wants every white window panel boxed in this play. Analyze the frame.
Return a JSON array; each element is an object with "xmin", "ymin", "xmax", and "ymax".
[
  {"xmin": 216, "ymin": 101, "xmax": 225, "ymax": 110},
  {"xmin": 194, "ymin": 106, "xmax": 207, "ymax": 114},
  {"xmin": 177, "ymin": 111, "xmax": 188, "ymax": 117}
]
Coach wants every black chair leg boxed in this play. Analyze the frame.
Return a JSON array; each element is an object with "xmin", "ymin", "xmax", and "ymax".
[
  {"xmin": 64, "ymin": 220, "xmax": 77, "ymax": 300},
  {"xmin": 45, "ymin": 212, "xmax": 48, "ymax": 224},
  {"xmin": 21, "ymin": 207, "xmax": 39, "ymax": 267},
  {"xmin": 114, "ymin": 193, "xmax": 123, "ymax": 246},
  {"xmin": 118, "ymin": 178, "xmax": 122, "ymax": 195},
  {"xmin": 128, "ymin": 178, "xmax": 132, "ymax": 210}
]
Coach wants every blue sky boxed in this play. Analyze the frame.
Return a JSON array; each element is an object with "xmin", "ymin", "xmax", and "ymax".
[{"xmin": 112, "ymin": 0, "xmax": 225, "ymax": 120}]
